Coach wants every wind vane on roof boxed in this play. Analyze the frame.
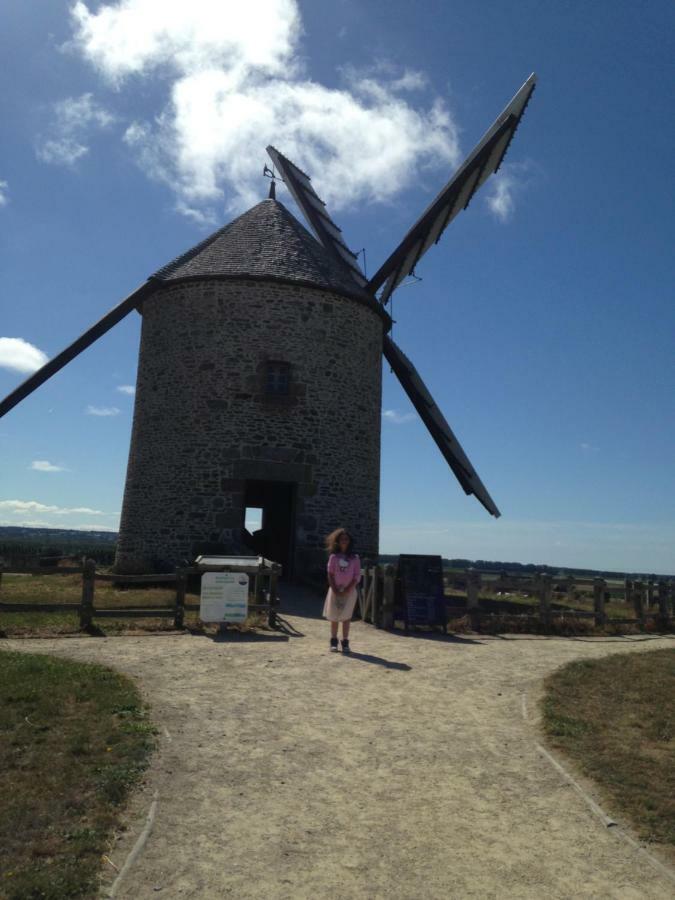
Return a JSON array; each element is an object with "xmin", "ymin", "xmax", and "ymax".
[{"xmin": 263, "ymin": 164, "xmax": 277, "ymax": 199}]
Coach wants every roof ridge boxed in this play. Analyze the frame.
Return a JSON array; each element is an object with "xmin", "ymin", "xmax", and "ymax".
[
  {"xmin": 147, "ymin": 199, "xmax": 371, "ymax": 301},
  {"xmin": 151, "ymin": 210, "xmax": 248, "ymax": 282}
]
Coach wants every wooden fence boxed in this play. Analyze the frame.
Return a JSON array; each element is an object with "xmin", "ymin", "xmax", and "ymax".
[
  {"xmin": 0, "ymin": 559, "xmax": 280, "ymax": 630},
  {"xmin": 2, "ymin": 560, "xmax": 673, "ymax": 634},
  {"xmin": 358, "ymin": 565, "xmax": 674, "ymax": 632}
]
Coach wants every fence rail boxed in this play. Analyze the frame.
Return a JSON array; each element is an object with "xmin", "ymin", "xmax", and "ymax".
[
  {"xmin": 359, "ymin": 565, "xmax": 674, "ymax": 632},
  {"xmin": 0, "ymin": 558, "xmax": 280, "ymax": 631},
  {"xmin": 2, "ymin": 559, "xmax": 673, "ymax": 635}
]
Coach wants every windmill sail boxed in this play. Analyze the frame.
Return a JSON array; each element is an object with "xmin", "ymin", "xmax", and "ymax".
[
  {"xmin": 383, "ymin": 335, "xmax": 501, "ymax": 517},
  {"xmin": 368, "ymin": 73, "xmax": 537, "ymax": 305},
  {"xmin": 266, "ymin": 146, "xmax": 368, "ymax": 290},
  {"xmin": 0, "ymin": 282, "xmax": 155, "ymax": 419}
]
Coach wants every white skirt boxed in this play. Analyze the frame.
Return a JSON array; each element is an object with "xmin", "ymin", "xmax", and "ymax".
[{"xmin": 323, "ymin": 586, "xmax": 358, "ymax": 622}]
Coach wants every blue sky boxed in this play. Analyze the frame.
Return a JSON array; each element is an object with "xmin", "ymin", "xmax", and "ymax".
[{"xmin": 1, "ymin": 1, "xmax": 674, "ymax": 574}]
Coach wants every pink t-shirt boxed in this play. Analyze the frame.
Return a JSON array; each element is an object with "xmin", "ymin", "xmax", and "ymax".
[{"xmin": 327, "ymin": 553, "xmax": 361, "ymax": 590}]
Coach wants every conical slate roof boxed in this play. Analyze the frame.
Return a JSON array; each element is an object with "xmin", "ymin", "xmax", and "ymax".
[{"xmin": 151, "ymin": 198, "xmax": 369, "ymax": 300}]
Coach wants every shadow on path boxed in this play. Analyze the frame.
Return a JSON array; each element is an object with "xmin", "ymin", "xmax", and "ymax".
[
  {"xmin": 271, "ymin": 615, "xmax": 305, "ymax": 637},
  {"xmin": 341, "ymin": 651, "xmax": 412, "ymax": 671},
  {"xmin": 393, "ymin": 630, "xmax": 484, "ymax": 646},
  {"xmin": 211, "ymin": 631, "xmax": 290, "ymax": 643},
  {"xmin": 567, "ymin": 634, "xmax": 675, "ymax": 644}
]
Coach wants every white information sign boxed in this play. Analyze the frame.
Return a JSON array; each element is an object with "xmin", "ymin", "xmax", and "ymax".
[{"xmin": 200, "ymin": 572, "xmax": 249, "ymax": 623}]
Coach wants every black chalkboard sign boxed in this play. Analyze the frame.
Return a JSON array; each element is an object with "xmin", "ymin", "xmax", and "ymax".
[{"xmin": 398, "ymin": 555, "xmax": 447, "ymax": 630}]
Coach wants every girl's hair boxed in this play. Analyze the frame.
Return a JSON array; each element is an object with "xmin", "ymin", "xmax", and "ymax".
[{"xmin": 325, "ymin": 527, "xmax": 355, "ymax": 556}]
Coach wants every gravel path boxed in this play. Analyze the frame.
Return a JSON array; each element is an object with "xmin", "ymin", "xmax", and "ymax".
[{"xmin": 4, "ymin": 588, "xmax": 674, "ymax": 899}]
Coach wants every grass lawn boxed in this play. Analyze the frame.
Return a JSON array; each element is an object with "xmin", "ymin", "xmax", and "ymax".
[
  {"xmin": 446, "ymin": 587, "xmax": 639, "ymax": 619},
  {"xmin": 0, "ymin": 574, "xmax": 185, "ymax": 636},
  {"xmin": 0, "ymin": 573, "xmax": 268, "ymax": 637},
  {"xmin": 542, "ymin": 648, "xmax": 675, "ymax": 864},
  {"xmin": 443, "ymin": 589, "xmax": 651, "ymax": 636},
  {"xmin": 0, "ymin": 650, "xmax": 156, "ymax": 899}
]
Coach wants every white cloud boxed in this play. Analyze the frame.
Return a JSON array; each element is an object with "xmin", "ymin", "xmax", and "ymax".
[
  {"xmin": 485, "ymin": 162, "xmax": 536, "ymax": 223},
  {"xmin": 70, "ymin": 0, "xmax": 460, "ymax": 215},
  {"xmin": 580, "ymin": 442, "xmax": 600, "ymax": 452},
  {"xmin": 0, "ymin": 519, "xmax": 54, "ymax": 528},
  {"xmin": 116, "ymin": 384, "xmax": 135, "ymax": 395},
  {"xmin": 485, "ymin": 172, "xmax": 516, "ymax": 222},
  {"xmin": 37, "ymin": 138, "xmax": 89, "ymax": 167},
  {"xmin": 71, "ymin": 523, "xmax": 118, "ymax": 531},
  {"xmin": 0, "ymin": 180, "xmax": 9, "ymax": 206},
  {"xmin": 0, "ymin": 499, "xmax": 105, "ymax": 515},
  {"xmin": 86, "ymin": 405, "xmax": 120, "ymax": 416},
  {"xmin": 37, "ymin": 93, "xmax": 115, "ymax": 166},
  {"xmin": 0, "ymin": 519, "xmax": 117, "ymax": 531},
  {"xmin": 0, "ymin": 498, "xmax": 118, "ymax": 533},
  {"xmin": 383, "ymin": 408, "xmax": 415, "ymax": 425},
  {"xmin": 70, "ymin": 0, "xmax": 300, "ymax": 81},
  {"xmin": 30, "ymin": 460, "xmax": 68, "ymax": 472},
  {"xmin": 0, "ymin": 337, "xmax": 49, "ymax": 374},
  {"xmin": 173, "ymin": 199, "xmax": 219, "ymax": 227}
]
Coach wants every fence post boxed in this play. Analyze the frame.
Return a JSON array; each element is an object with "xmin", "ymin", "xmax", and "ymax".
[
  {"xmin": 647, "ymin": 580, "xmax": 656, "ymax": 609},
  {"xmin": 624, "ymin": 578, "xmax": 633, "ymax": 607},
  {"xmin": 268, "ymin": 564, "xmax": 280, "ymax": 627},
  {"xmin": 79, "ymin": 558, "xmax": 96, "ymax": 630},
  {"xmin": 466, "ymin": 568, "xmax": 481, "ymax": 631},
  {"xmin": 371, "ymin": 567, "xmax": 380, "ymax": 627},
  {"xmin": 565, "ymin": 576, "xmax": 575, "ymax": 606},
  {"xmin": 539, "ymin": 573, "xmax": 552, "ymax": 630},
  {"xmin": 360, "ymin": 564, "xmax": 370, "ymax": 621},
  {"xmin": 593, "ymin": 577, "xmax": 606, "ymax": 627},
  {"xmin": 497, "ymin": 569, "xmax": 509, "ymax": 594},
  {"xmin": 656, "ymin": 580, "xmax": 670, "ymax": 624},
  {"xmin": 254, "ymin": 568, "xmax": 263, "ymax": 606},
  {"xmin": 382, "ymin": 564, "xmax": 396, "ymax": 629},
  {"xmin": 371, "ymin": 566, "xmax": 382, "ymax": 627},
  {"xmin": 174, "ymin": 567, "xmax": 186, "ymax": 629},
  {"xmin": 632, "ymin": 580, "xmax": 645, "ymax": 625}
]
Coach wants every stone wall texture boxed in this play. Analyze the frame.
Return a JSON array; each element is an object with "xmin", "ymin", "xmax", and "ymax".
[{"xmin": 114, "ymin": 278, "xmax": 386, "ymax": 577}]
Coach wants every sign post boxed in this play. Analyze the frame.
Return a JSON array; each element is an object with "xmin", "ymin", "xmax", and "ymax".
[
  {"xmin": 398, "ymin": 554, "xmax": 447, "ymax": 632},
  {"xmin": 199, "ymin": 571, "xmax": 249, "ymax": 624}
]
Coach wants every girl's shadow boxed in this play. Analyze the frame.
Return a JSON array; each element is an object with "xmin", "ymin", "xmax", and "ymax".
[{"xmin": 341, "ymin": 651, "xmax": 411, "ymax": 671}]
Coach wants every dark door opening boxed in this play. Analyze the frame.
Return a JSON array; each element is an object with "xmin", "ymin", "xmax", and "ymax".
[{"xmin": 244, "ymin": 480, "xmax": 296, "ymax": 578}]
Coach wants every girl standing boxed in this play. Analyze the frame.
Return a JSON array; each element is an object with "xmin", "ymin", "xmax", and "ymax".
[{"xmin": 323, "ymin": 528, "xmax": 361, "ymax": 653}]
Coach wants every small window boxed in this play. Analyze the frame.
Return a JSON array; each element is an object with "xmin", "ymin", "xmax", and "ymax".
[
  {"xmin": 245, "ymin": 507, "xmax": 262, "ymax": 532},
  {"xmin": 265, "ymin": 361, "xmax": 290, "ymax": 396}
]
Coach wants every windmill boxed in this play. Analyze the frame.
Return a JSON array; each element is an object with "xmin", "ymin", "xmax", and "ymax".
[{"xmin": 1, "ymin": 74, "xmax": 536, "ymax": 576}]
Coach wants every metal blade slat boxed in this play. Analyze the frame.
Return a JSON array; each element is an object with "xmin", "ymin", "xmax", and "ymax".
[
  {"xmin": 266, "ymin": 144, "xmax": 367, "ymax": 290},
  {"xmin": 367, "ymin": 74, "xmax": 536, "ymax": 298},
  {"xmin": 383, "ymin": 335, "xmax": 501, "ymax": 517}
]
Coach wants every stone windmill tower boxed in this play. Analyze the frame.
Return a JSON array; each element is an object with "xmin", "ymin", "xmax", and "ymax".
[
  {"xmin": 0, "ymin": 75, "xmax": 536, "ymax": 579},
  {"xmin": 116, "ymin": 199, "xmax": 388, "ymax": 575}
]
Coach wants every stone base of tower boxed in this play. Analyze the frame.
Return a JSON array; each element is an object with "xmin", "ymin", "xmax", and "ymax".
[{"xmin": 113, "ymin": 453, "xmax": 380, "ymax": 579}]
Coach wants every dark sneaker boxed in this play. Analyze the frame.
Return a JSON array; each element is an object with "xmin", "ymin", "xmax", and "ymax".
[
  {"xmin": 341, "ymin": 639, "xmax": 351, "ymax": 654},
  {"xmin": 330, "ymin": 637, "xmax": 339, "ymax": 652}
]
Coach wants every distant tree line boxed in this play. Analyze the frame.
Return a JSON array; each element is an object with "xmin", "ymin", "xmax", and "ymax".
[
  {"xmin": 378, "ymin": 554, "xmax": 664, "ymax": 581},
  {"xmin": 0, "ymin": 543, "xmax": 116, "ymax": 568},
  {"xmin": 0, "ymin": 527, "xmax": 117, "ymax": 568}
]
